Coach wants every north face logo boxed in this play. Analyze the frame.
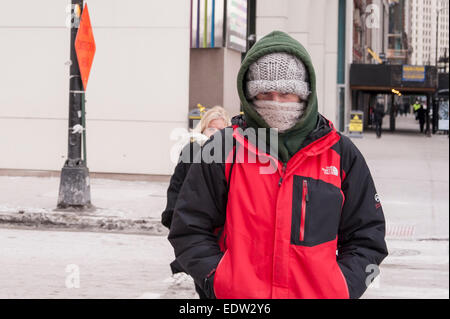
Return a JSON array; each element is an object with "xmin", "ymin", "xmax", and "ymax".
[{"xmin": 322, "ymin": 166, "xmax": 338, "ymax": 176}]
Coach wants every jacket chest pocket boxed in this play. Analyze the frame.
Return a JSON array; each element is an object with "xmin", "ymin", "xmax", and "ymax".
[{"xmin": 290, "ymin": 175, "xmax": 343, "ymax": 246}]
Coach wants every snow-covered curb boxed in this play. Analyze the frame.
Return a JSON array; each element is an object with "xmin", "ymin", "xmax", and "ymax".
[{"xmin": 0, "ymin": 207, "xmax": 168, "ymax": 236}]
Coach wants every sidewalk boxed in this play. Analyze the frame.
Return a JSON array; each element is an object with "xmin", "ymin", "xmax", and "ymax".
[{"xmin": 352, "ymin": 114, "xmax": 449, "ymax": 240}]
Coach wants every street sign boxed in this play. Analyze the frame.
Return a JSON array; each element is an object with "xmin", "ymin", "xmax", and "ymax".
[
  {"xmin": 402, "ymin": 65, "xmax": 425, "ymax": 82},
  {"xmin": 367, "ymin": 48, "xmax": 383, "ymax": 64},
  {"xmin": 226, "ymin": 0, "xmax": 248, "ymax": 52},
  {"xmin": 349, "ymin": 111, "xmax": 364, "ymax": 138},
  {"xmin": 75, "ymin": 4, "xmax": 96, "ymax": 90}
]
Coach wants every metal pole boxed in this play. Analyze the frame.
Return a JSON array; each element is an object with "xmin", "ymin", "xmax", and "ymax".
[
  {"xmin": 68, "ymin": 2, "xmax": 83, "ymax": 163},
  {"xmin": 426, "ymin": 94, "xmax": 432, "ymax": 137},
  {"xmin": 81, "ymin": 93, "xmax": 87, "ymax": 164},
  {"xmin": 390, "ymin": 94, "xmax": 395, "ymax": 132},
  {"xmin": 382, "ymin": 2, "xmax": 385, "ymax": 54},
  {"xmin": 57, "ymin": 0, "xmax": 92, "ymax": 209}
]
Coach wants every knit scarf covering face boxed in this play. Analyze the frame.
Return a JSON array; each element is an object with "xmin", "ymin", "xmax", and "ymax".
[{"xmin": 252, "ymin": 99, "xmax": 307, "ymax": 133}]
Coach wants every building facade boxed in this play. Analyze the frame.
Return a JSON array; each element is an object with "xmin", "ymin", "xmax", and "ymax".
[
  {"xmin": 409, "ymin": 0, "xmax": 449, "ymax": 67},
  {"xmin": 353, "ymin": 0, "xmax": 389, "ymax": 64},
  {"xmin": 0, "ymin": 0, "xmax": 191, "ymax": 176},
  {"xmin": 0, "ymin": 0, "xmax": 348, "ymax": 176},
  {"xmin": 387, "ymin": 0, "xmax": 411, "ymax": 64}
]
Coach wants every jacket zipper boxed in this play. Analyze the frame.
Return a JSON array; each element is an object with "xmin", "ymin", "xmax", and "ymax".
[
  {"xmin": 278, "ymin": 163, "xmax": 287, "ymax": 187},
  {"xmin": 300, "ymin": 179, "xmax": 309, "ymax": 241}
]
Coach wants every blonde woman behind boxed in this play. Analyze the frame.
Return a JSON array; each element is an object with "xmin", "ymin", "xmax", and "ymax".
[
  {"xmin": 191, "ymin": 105, "xmax": 231, "ymax": 145},
  {"xmin": 161, "ymin": 105, "xmax": 231, "ymax": 299}
]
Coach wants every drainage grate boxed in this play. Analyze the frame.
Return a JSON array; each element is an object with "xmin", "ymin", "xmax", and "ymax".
[
  {"xmin": 389, "ymin": 249, "xmax": 421, "ymax": 257},
  {"xmin": 386, "ymin": 224, "xmax": 416, "ymax": 238}
]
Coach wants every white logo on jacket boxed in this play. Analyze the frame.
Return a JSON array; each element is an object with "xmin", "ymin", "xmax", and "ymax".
[{"xmin": 322, "ymin": 166, "xmax": 339, "ymax": 176}]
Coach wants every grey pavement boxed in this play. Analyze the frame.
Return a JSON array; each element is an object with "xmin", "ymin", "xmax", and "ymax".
[
  {"xmin": 352, "ymin": 115, "xmax": 449, "ymax": 240},
  {"xmin": 0, "ymin": 113, "xmax": 448, "ymax": 298},
  {"xmin": 0, "ymin": 227, "xmax": 446, "ymax": 299},
  {"xmin": 0, "ymin": 228, "xmax": 196, "ymax": 299},
  {"xmin": 362, "ymin": 238, "xmax": 448, "ymax": 299}
]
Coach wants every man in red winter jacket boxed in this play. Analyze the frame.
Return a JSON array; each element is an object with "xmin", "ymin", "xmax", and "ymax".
[{"xmin": 168, "ymin": 31, "xmax": 388, "ymax": 299}]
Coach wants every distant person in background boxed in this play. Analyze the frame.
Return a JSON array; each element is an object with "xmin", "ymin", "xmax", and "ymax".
[
  {"xmin": 394, "ymin": 102, "xmax": 399, "ymax": 117},
  {"xmin": 417, "ymin": 103, "xmax": 427, "ymax": 133},
  {"xmin": 369, "ymin": 106, "xmax": 374, "ymax": 126},
  {"xmin": 398, "ymin": 102, "xmax": 403, "ymax": 116},
  {"xmin": 161, "ymin": 105, "xmax": 230, "ymax": 298},
  {"xmin": 413, "ymin": 100, "xmax": 422, "ymax": 120},
  {"xmin": 374, "ymin": 96, "xmax": 385, "ymax": 138},
  {"xmin": 403, "ymin": 102, "xmax": 410, "ymax": 116}
]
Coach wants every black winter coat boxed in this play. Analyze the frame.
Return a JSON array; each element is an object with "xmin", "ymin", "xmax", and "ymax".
[
  {"xmin": 161, "ymin": 141, "xmax": 202, "ymax": 229},
  {"xmin": 161, "ymin": 141, "xmax": 202, "ymax": 274},
  {"xmin": 374, "ymin": 103, "xmax": 385, "ymax": 122}
]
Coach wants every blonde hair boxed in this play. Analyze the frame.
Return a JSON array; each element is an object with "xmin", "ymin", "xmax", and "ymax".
[{"xmin": 193, "ymin": 105, "xmax": 231, "ymax": 134}]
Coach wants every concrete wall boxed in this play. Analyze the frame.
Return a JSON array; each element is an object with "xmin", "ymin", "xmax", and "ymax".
[
  {"xmin": 255, "ymin": 0, "xmax": 340, "ymax": 125},
  {"xmin": 0, "ymin": 0, "xmax": 191, "ymax": 175},
  {"xmin": 222, "ymin": 49, "xmax": 243, "ymax": 118},
  {"xmin": 189, "ymin": 49, "xmax": 225, "ymax": 110},
  {"xmin": 189, "ymin": 48, "xmax": 242, "ymax": 118}
]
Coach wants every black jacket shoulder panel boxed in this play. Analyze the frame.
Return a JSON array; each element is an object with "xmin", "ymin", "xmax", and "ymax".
[{"xmin": 336, "ymin": 133, "xmax": 365, "ymax": 180}]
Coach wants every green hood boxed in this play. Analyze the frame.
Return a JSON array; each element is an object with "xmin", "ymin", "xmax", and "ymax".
[{"xmin": 237, "ymin": 31, "xmax": 319, "ymax": 163}]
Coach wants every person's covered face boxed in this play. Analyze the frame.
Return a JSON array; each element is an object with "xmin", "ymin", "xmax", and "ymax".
[
  {"xmin": 203, "ymin": 118, "xmax": 226, "ymax": 137},
  {"xmin": 246, "ymin": 52, "xmax": 310, "ymax": 132}
]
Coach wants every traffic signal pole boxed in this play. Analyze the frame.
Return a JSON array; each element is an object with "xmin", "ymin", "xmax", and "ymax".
[{"xmin": 57, "ymin": 0, "xmax": 92, "ymax": 209}]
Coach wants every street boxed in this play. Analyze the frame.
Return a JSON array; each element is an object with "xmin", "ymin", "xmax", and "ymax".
[
  {"xmin": 362, "ymin": 238, "xmax": 448, "ymax": 299},
  {"xmin": 0, "ymin": 227, "xmax": 447, "ymax": 299},
  {"xmin": 0, "ymin": 228, "xmax": 196, "ymax": 299}
]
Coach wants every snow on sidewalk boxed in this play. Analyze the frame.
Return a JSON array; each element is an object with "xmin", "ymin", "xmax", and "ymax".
[{"xmin": 0, "ymin": 175, "xmax": 170, "ymax": 234}]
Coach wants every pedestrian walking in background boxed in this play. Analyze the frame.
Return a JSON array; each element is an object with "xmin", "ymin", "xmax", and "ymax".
[
  {"xmin": 398, "ymin": 102, "xmax": 403, "ymax": 116},
  {"xmin": 374, "ymin": 96, "xmax": 385, "ymax": 138},
  {"xmin": 403, "ymin": 102, "xmax": 410, "ymax": 116},
  {"xmin": 394, "ymin": 102, "xmax": 399, "ymax": 117},
  {"xmin": 168, "ymin": 31, "xmax": 388, "ymax": 299},
  {"xmin": 417, "ymin": 103, "xmax": 427, "ymax": 133},
  {"xmin": 161, "ymin": 105, "xmax": 230, "ymax": 298},
  {"xmin": 413, "ymin": 100, "xmax": 422, "ymax": 120}
]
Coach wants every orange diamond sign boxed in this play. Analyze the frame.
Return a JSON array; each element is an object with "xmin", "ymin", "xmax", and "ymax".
[{"xmin": 75, "ymin": 4, "xmax": 96, "ymax": 90}]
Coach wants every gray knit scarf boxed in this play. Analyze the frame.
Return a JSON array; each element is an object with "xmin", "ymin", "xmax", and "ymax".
[{"xmin": 252, "ymin": 100, "xmax": 307, "ymax": 133}]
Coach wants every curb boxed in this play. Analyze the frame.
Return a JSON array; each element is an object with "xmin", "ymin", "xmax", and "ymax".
[{"xmin": 0, "ymin": 210, "xmax": 168, "ymax": 236}]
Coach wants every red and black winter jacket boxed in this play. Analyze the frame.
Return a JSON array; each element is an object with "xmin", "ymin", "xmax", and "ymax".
[{"xmin": 168, "ymin": 115, "xmax": 388, "ymax": 299}]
